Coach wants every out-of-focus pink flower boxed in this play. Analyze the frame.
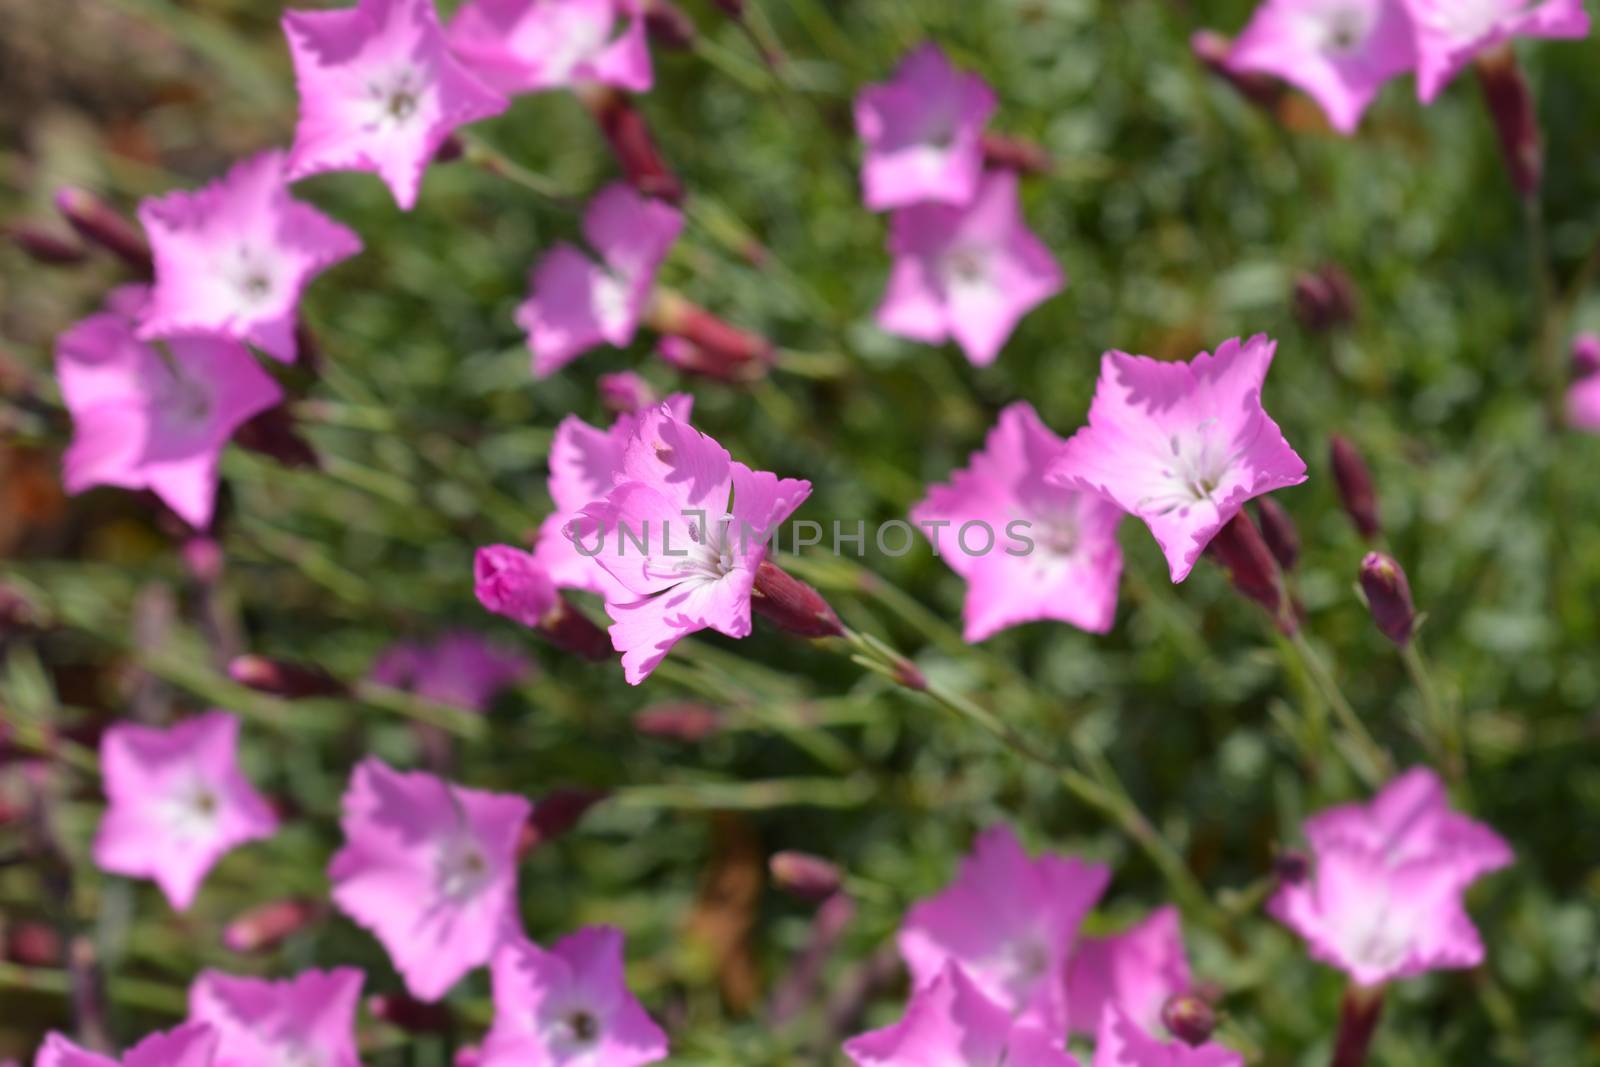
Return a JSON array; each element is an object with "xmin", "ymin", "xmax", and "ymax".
[
  {"xmin": 1048, "ymin": 336, "xmax": 1307, "ymax": 583},
  {"xmin": 482, "ymin": 928, "xmax": 668, "ymax": 1067},
  {"xmin": 448, "ymin": 0, "xmax": 653, "ymax": 95},
  {"xmin": 568, "ymin": 403, "xmax": 811, "ymax": 684},
  {"xmin": 284, "ymin": 0, "xmax": 508, "ymax": 210},
  {"xmin": 854, "ymin": 43, "xmax": 997, "ymax": 212},
  {"xmin": 189, "ymin": 969, "xmax": 363, "ymax": 1067},
  {"xmin": 1226, "ymin": 0, "xmax": 1417, "ymax": 134},
  {"xmin": 1572, "ymin": 332, "xmax": 1600, "ymax": 376},
  {"xmin": 599, "ymin": 370, "xmax": 659, "ymax": 413},
  {"xmin": 1091, "ymin": 1004, "xmax": 1243, "ymax": 1067},
  {"xmin": 36, "ymin": 1024, "xmax": 218, "ymax": 1067},
  {"xmin": 93, "ymin": 711, "xmax": 278, "ymax": 912},
  {"xmin": 877, "ymin": 170, "xmax": 1062, "ymax": 368},
  {"xmin": 844, "ymin": 963, "xmax": 1081, "ymax": 1067},
  {"xmin": 1065, "ymin": 906, "xmax": 1192, "ymax": 1039},
  {"xmin": 55, "ymin": 286, "xmax": 282, "ymax": 530},
  {"xmin": 1269, "ymin": 767, "xmax": 1512, "ymax": 987},
  {"xmin": 1405, "ymin": 0, "xmax": 1588, "ymax": 102},
  {"xmin": 897, "ymin": 825, "xmax": 1110, "ymax": 1033},
  {"xmin": 910, "ymin": 402, "xmax": 1123, "ymax": 641},
  {"xmin": 329, "ymin": 758, "xmax": 530, "ymax": 1001},
  {"xmin": 137, "ymin": 151, "xmax": 362, "ymax": 363},
  {"xmin": 369, "ymin": 631, "xmax": 531, "ymax": 713},
  {"xmin": 517, "ymin": 182, "xmax": 682, "ymax": 378},
  {"xmin": 1570, "ymin": 374, "xmax": 1600, "ymax": 432}
]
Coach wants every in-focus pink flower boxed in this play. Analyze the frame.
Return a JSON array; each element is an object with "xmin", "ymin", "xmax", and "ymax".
[
  {"xmin": 1047, "ymin": 336, "xmax": 1308, "ymax": 583},
  {"xmin": 876, "ymin": 170, "xmax": 1062, "ymax": 367},
  {"xmin": 1269, "ymin": 767, "xmax": 1512, "ymax": 987},
  {"xmin": 1065, "ymin": 906, "xmax": 1192, "ymax": 1039},
  {"xmin": 898, "ymin": 825, "xmax": 1110, "ymax": 1033},
  {"xmin": 55, "ymin": 286, "xmax": 282, "ymax": 529},
  {"xmin": 568, "ymin": 403, "xmax": 811, "ymax": 684},
  {"xmin": 137, "ymin": 151, "xmax": 362, "ymax": 363},
  {"xmin": 93, "ymin": 711, "xmax": 278, "ymax": 912},
  {"xmin": 910, "ymin": 402, "xmax": 1123, "ymax": 641},
  {"xmin": 448, "ymin": 0, "xmax": 653, "ymax": 96},
  {"xmin": 517, "ymin": 182, "xmax": 682, "ymax": 377},
  {"xmin": 481, "ymin": 927, "xmax": 668, "ymax": 1067},
  {"xmin": 854, "ymin": 42, "xmax": 997, "ymax": 212},
  {"xmin": 36, "ymin": 1024, "xmax": 218, "ymax": 1067},
  {"xmin": 369, "ymin": 631, "xmax": 532, "ymax": 713},
  {"xmin": 1405, "ymin": 0, "xmax": 1589, "ymax": 102},
  {"xmin": 1091, "ymin": 1004, "xmax": 1243, "ymax": 1067},
  {"xmin": 1570, "ymin": 374, "xmax": 1600, "ymax": 432},
  {"xmin": 844, "ymin": 963, "xmax": 1081, "ymax": 1067},
  {"xmin": 1226, "ymin": 0, "xmax": 1417, "ymax": 134},
  {"xmin": 189, "ymin": 969, "xmax": 364, "ymax": 1067},
  {"xmin": 284, "ymin": 0, "xmax": 508, "ymax": 209},
  {"xmin": 328, "ymin": 758, "xmax": 531, "ymax": 1001}
]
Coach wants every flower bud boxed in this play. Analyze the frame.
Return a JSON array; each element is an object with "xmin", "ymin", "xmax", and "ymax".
[
  {"xmin": 53, "ymin": 187, "xmax": 153, "ymax": 274},
  {"xmin": 635, "ymin": 702, "xmax": 722, "ymax": 741},
  {"xmin": 181, "ymin": 536, "xmax": 224, "ymax": 585},
  {"xmin": 1359, "ymin": 552, "xmax": 1415, "ymax": 646},
  {"xmin": 598, "ymin": 371, "xmax": 658, "ymax": 414},
  {"xmin": 6, "ymin": 922, "xmax": 62, "ymax": 966},
  {"xmin": 1273, "ymin": 848, "xmax": 1309, "ymax": 886},
  {"xmin": 234, "ymin": 405, "xmax": 320, "ymax": 469},
  {"xmin": 1292, "ymin": 264, "xmax": 1358, "ymax": 333},
  {"xmin": 1329, "ymin": 435, "xmax": 1380, "ymax": 541},
  {"xmin": 1207, "ymin": 512, "xmax": 1289, "ymax": 630},
  {"xmin": 1161, "ymin": 993, "xmax": 1218, "ymax": 1047},
  {"xmin": 519, "ymin": 788, "xmax": 609, "ymax": 856},
  {"xmin": 751, "ymin": 560, "xmax": 845, "ymax": 639},
  {"xmin": 643, "ymin": 0, "xmax": 697, "ymax": 49},
  {"xmin": 229, "ymin": 655, "xmax": 350, "ymax": 700},
  {"xmin": 4, "ymin": 222, "xmax": 87, "ymax": 265},
  {"xmin": 769, "ymin": 850, "xmax": 843, "ymax": 902},
  {"xmin": 651, "ymin": 293, "xmax": 774, "ymax": 382},
  {"xmin": 980, "ymin": 132, "xmax": 1051, "ymax": 175},
  {"xmin": 1474, "ymin": 45, "xmax": 1542, "ymax": 200},
  {"xmin": 474, "ymin": 545, "xmax": 558, "ymax": 628},
  {"xmin": 1253, "ymin": 497, "xmax": 1300, "ymax": 572},
  {"xmin": 1191, "ymin": 30, "xmax": 1283, "ymax": 108},
  {"xmin": 1573, "ymin": 332, "xmax": 1600, "ymax": 378},
  {"xmin": 221, "ymin": 898, "xmax": 320, "ymax": 953},
  {"xmin": 577, "ymin": 86, "xmax": 683, "ymax": 203},
  {"xmin": 367, "ymin": 994, "xmax": 451, "ymax": 1033}
]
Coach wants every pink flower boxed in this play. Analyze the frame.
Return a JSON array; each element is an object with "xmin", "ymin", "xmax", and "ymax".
[
  {"xmin": 482, "ymin": 927, "xmax": 668, "ymax": 1067},
  {"xmin": 1226, "ymin": 0, "xmax": 1418, "ymax": 134},
  {"xmin": 93, "ymin": 711, "xmax": 278, "ymax": 912},
  {"xmin": 1406, "ymin": 0, "xmax": 1589, "ymax": 102},
  {"xmin": 448, "ymin": 0, "xmax": 653, "ymax": 96},
  {"xmin": 1066, "ymin": 906, "xmax": 1192, "ymax": 1038},
  {"xmin": 1091, "ymin": 1004, "xmax": 1243, "ymax": 1067},
  {"xmin": 910, "ymin": 402, "xmax": 1123, "ymax": 641},
  {"xmin": 369, "ymin": 631, "xmax": 532, "ymax": 712},
  {"xmin": 1570, "ymin": 373, "xmax": 1600, "ymax": 432},
  {"xmin": 854, "ymin": 43, "xmax": 997, "ymax": 212},
  {"xmin": 328, "ymin": 758, "xmax": 531, "ymax": 1001},
  {"xmin": 55, "ymin": 286, "xmax": 282, "ymax": 529},
  {"xmin": 137, "ymin": 151, "xmax": 363, "ymax": 363},
  {"xmin": 36, "ymin": 1024, "xmax": 218, "ymax": 1067},
  {"xmin": 844, "ymin": 963, "xmax": 1081, "ymax": 1067},
  {"xmin": 189, "ymin": 969, "xmax": 364, "ymax": 1067},
  {"xmin": 568, "ymin": 403, "xmax": 811, "ymax": 684},
  {"xmin": 1047, "ymin": 336, "xmax": 1308, "ymax": 583},
  {"xmin": 1269, "ymin": 768, "xmax": 1512, "ymax": 987},
  {"xmin": 876, "ymin": 170, "xmax": 1063, "ymax": 367},
  {"xmin": 476, "ymin": 545, "xmax": 561, "ymax": 627},
  {"xmin": 284, "ymin": 0, "xmax": 508, "ymax": 210},
  {"xmin": 517, "ymin": 182, "xmax": 682, "ymax": 378},
  {"xmin": 898, "ymin": 825, "xmax": 1110, "ymax": 1033}
]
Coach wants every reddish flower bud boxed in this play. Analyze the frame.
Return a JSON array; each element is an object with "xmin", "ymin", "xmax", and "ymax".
[
  {"xmin": 234, "ymin": 404, "xmax": 320, "ymax": 470},
  {"xmin": 1191, "ymin": 30, "xmax": 1284, "ymax": 108},
  {"xmin": 433, "ymin": 135, "xmax": 466, "ymax": 164},
  {"xmin": 980, "ymin": 132, "xmax": 1051, "ymax": 175},
  {"xmin": 1273, "ymin": 849, "xmax": 1310, "ymax": 886},
  {"xmin": 7, "ymin": 922, "xmax": 63, "ymax": 966},
  {"xmin": 519, "ymin": 788, "xmax": 609, "ymax": 856},
  {"xmin": 181, "ymin": 536, "xmax": 225, "ymax": 585},
  {"xmin": 1208, "ymin": 512, "xmax": 1290, "ymax": 630},
  {"xmin": 651, "ymin": 294, "xmax": 774, "ymax": 383},
  {"xmin": 1359, "ymin": 552, "xmax": 1416, "ymax": 647},
  {"xmin": 577, "ymin": 86, "xmax": 683, "ymax": 203},
  {"xmin": 634, "ymin": 702, "xmax": 723, "ymax": 741},
  {"xmin": 1253, "ymin": 497, "xmax": 1300, "ymax": 572},
  {"xmin": 751, "ymin": 560, "xmax": 845, "ymax": 639},
  {"xmin": 769, "ymin": 850, "xmax": 842, "ymax": 902},
  {"xmin": 229, "ymin": 655, "xmax": 350, "ymax": 700},
  {"xmin": 1474, "ymin": 45, "xmax": 1542, "ymax": 200},
  {"xmin": 221, "ymin": 898, "xmax": 320, "ymax": 953},
  {"xmin": 53, "ymin": 187, "xmax": 153, "ymax": 274},
  {"xmin": 1161, "ymin": 993, "xmax": 1218, "ymax": 1047},
  {"xmin": 1573, "ymin": 332, "xmax": 1600, "ymax": 378},
  {"xmin": 454, "ymin": 1047, "xmax": 482, "ymax": 1067},
  {"xmin": 1293, "ymin": 264, "xmax": 1358, "ymax": 333},
  {"xmin": 540, "ymin": 595, "xmax": 616, "ymax": 662},
  {"xmin": 598, "ymin": 371, "xmax": 658, "ymax": 414},
  {"xmin": 4, "ymin": 222, "xmax": 87, "ymax": 265},
  {"xmin": 643, "ymin": 0, "xmax": 697, "ymax": 49},
  {"xmin": 1329, "ymin": 435, "xmax": 1380, "ymax": 541},
  {"xmin": 367, "ymin": 993, "xmax": 451, "ymax": 1033}
]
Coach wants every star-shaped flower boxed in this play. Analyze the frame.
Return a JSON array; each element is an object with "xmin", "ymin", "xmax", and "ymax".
[
  {"xmin": 284, "ymin": 0, "xmax": 508, "ymax": 209},
  {"xmin": 1405, "ymin": 0, "xmax": 1589, "ymax": 102},
  {"xmin": 448, "ymin": 0, "xmax": 653, "ymax": 96},
  {"xmin": 137, "ymin": 151, "xmax": 363, "ymax": 363},
  {"xmin": 1047, "ymin": 336, "xmax": 1308, "ymax": 583},
  {"xmin": 92, "ymin": 711, "xmax": 279, "ymax": 912},
  {"xmin": 189, "ymin": 969, "xmax": 364, "ymax": 1067},
  {"xmin": 36, "ymin": 1024, "xmax": 219, "ymax": 1067}
]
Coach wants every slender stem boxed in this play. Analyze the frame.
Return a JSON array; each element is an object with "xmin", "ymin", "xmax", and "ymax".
[
  {"xmin": 457, "ymin": 133, "xmax": 582, "ymax": 208},
  {"xmin": 1330, "ymin": 983, "xmax": 1385, "ymax": 1067},
  {"xmin": 1287, "ymin": 631, "xmax": 1392, "ymax": 788},
  {"xmin": 1399, "ymin": 641, "xmax": 1463, "ymax": 784}
]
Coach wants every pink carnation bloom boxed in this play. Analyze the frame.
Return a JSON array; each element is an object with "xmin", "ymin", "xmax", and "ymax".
[
  {"xmin": 284, "ymin": 0, "xmax": 508, "ymax": 210},
  {"xmin": 910, "ymin": 402, "xmax": 1123, "ymax": 641},
  {"xmin": 517, "ymin": 182, "xmax": 683, "ymax": 378},
  {"xmin": 877, "ymin": 170, "xmax": 1063, "ymax": 367},
  {"xmin": 189, "ymin": 969, "xmax": 364, "ymax": 1067},
  {"xmin": 328, "ymin": 758, "xmax": 531, "ymax": 1001},
  {"xmin": 476, "ymin": 544, "xmax": 561, "ymax": 627},
  {"xmin": 1226, "ymin": 0, "xmax": 1417, "ymax": 134},
  {"xmin": 1092, "ymin": 1004, "xmax": 1243, "ymax": 1067},
  {"xmin": 855, "ymin": 42, "xmax": 997, "ymax": 212},
  {"xmin": 482, "ymin": 928, "xmax": 669, "ymax": 1067},
  {"xmin": 569, "ymin": 403, "xmax": 811, "ymax": 684},
  {"xmin": 448, "ymin": 0, "xmax": 653, "ymax": 96},
  {"xmin": 369, "ymin": 631, "xmax": 532, "ymax": 713},
  {"xmin": 1406, "ymin": 0, "xmax": 1589, "ymax": 102},
  {"xmin": 56, "ymin": 286, "xmax": 282, "ymax": 530},
  {"xmin": 1269, "ymin": 767, "xmax": 1512, "ymax": 987},
  {"xmin": 1066, "ymin": 906, "xmax": 1192, "ymax": 1039},
  {"xmin": 93, "ymin": 711, "xmax": 278, "ymax": 912},
  {"xmin": 1047, "ymin": 336, "xmax": 1308, "ymax": 583},
  {"xmin": 844, "ymin": 963, "xmax": 1081, "ymax": 1067},
  {"xmin": 1570, "ymin": 374, "xmax": 1600, "ymax": 432},
  {"xmin": 533, "ymin": 393, "xmax": 693, "ymax": 601},
  {"xmin": 137, "ymin": 151, "xmax": 362, "ymax": 363},
  {"xmin": 36, "ymin": 1024, "xmax": 218, "ymax": 1067}
]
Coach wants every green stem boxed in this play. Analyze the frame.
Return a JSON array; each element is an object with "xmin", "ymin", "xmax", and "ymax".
[
  {"xmin": 457, "ymin": 133, "xmax": 582, "ymax": 207},
  {"xmin": 1287, "ymin": 631, "xmax": 1392, "ymax": 788},
  {"xmin": 1399, "ymin": 642, "xmax": 1464, "ymax": 786}
]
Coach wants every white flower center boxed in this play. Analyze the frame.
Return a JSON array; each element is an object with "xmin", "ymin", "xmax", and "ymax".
[
  {"xmin": 990, "ymin": 934, "xmax": 1052, "ymax": 1008},
  {"xmin": 1301, "ymin": 3, "xmax": 1373, "ymax": 54},
  {"xmin": 591, "ymin": 270, "xmax": 633, "ymax": 337},
  {"xmin": 361, "ymin": 66, "xmax": 430, "ymax": 131},
  {"xmin": 536, "ymin": 999, "xmax": 603, "ymax": 1058},
  {"xmin": 160, "ymin": 778, "xmax": 221, "ymax": 842},
  {"xmin": 223, "ymin": 243, "xmax": 279, "ymax": 310},
  {"xmin": 1137, "ymin": 423, "xmax": 1238, "ymax": 518},
  {"xmin": 672, "ymin": 512, "xmax": 738, "ymax": 583},
  {"xmin": 538, "ymin": 3, "xmax": 620, "ymax": 82},
  {"xmin": 436, "ymin": 836, "xmax": 492, "ymax": 901},
  {"xmin": 1432, "ymin": 0, "xmax": 1522, "ymax": 42}
]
